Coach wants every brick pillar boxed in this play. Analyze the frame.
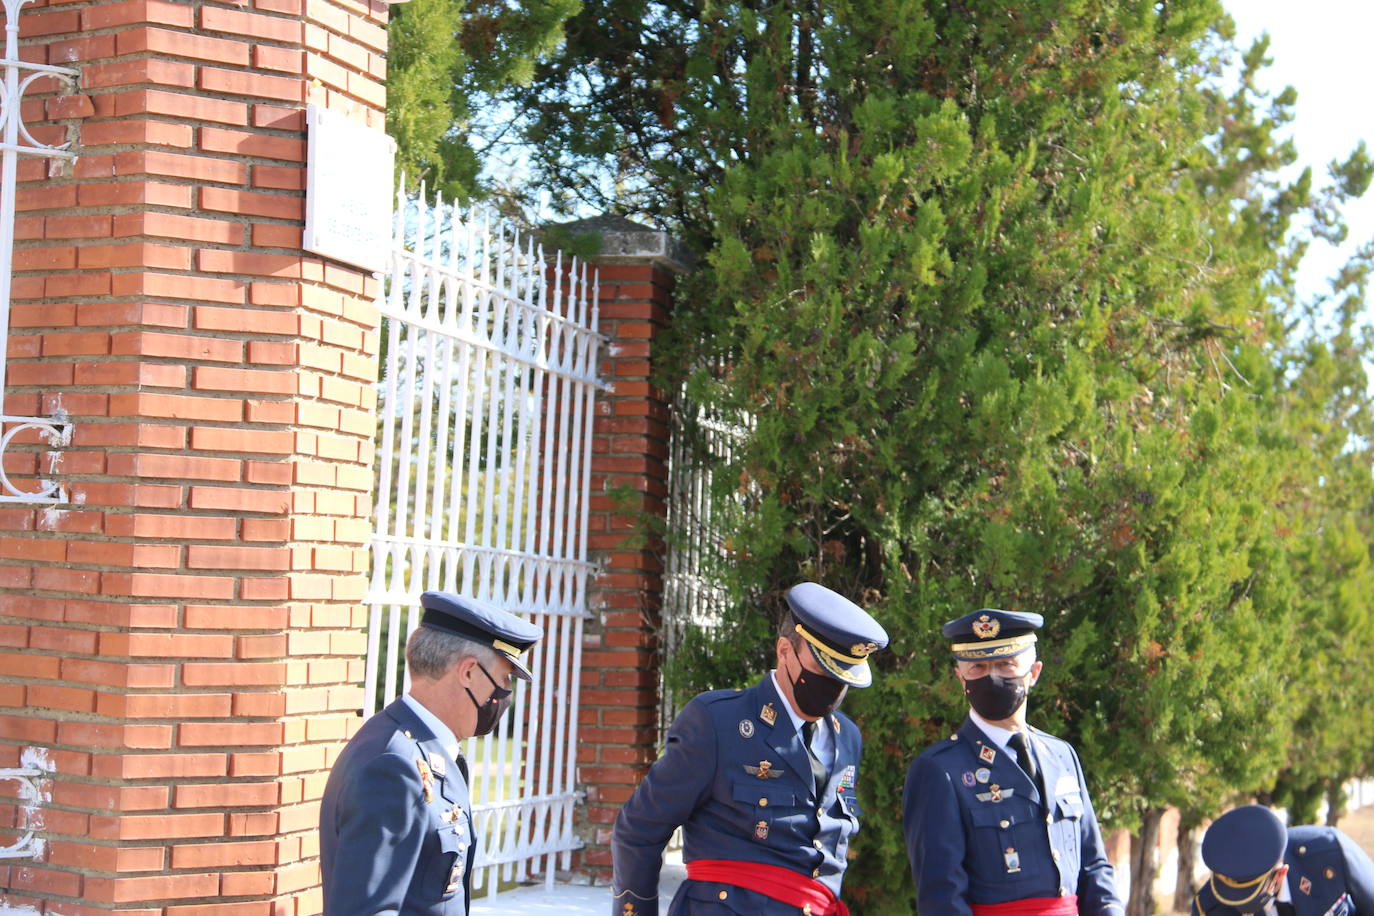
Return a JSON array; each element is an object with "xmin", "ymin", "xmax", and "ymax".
[
  {"xmin": 566, "ymin": 217, "xmax": 691, "ymax": 883},
  {"xmin": 0, "ymin": 1, "xmax": 385, "ymax": 913}
]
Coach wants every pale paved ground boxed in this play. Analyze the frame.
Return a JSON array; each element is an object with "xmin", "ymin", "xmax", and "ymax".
[{"xmin": 471, "ymin": 857, "xmax": 685, "ymax": 915}]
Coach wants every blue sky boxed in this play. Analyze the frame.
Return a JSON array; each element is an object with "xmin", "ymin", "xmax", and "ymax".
[{"xmin": 1227, "ymin": 1, "xmax": 1373, "ymax": 303}]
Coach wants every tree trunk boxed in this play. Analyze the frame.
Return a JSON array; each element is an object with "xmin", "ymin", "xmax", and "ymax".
[
  {"xmin": 1327, "ymin": 781, "xmax": 1347, "ymax": 827},
  {"xmin": 1128, "ymin": 807, "xmax": 1164, "ymax": 916},
  {"xmin": 1173, "ymin": 819, "xmax": 1199, "ymax": 913}
]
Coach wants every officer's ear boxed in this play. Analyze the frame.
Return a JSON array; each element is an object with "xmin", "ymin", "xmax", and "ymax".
[
  {"xmin": 450, "ymin": 654, "xmax": 481, "ymax": 687},
  {"xmin": 1026, "ymin": 658, "xmax": 1044, "ymax": 687}
]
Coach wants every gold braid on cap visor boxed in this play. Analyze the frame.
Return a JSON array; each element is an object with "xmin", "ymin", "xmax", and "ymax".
[
  {"xmin": 793, "ymin": 624, "xmax": 868, "ymax": 680},
  {"xmin": 1209, "ymin": 868, "xmax": 1279, "ymax": 907},
  {"xmin": 491, "ymin": 638, "xmax": 525, "ymax": 658},
  {"xmin": 951, "ymin": 633, "xmax": 1037, "ymax": 659}
]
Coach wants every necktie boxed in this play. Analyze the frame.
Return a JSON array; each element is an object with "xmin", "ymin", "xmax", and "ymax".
[
  {"xmin": 1274, "ymin": 903, "xmax": 1296, "ymax": 916},
  {"xmin": 801, "ymin": 720, "xmax": 827, "ymax": 797},
  {"xmin": 1007, "ymin": 731, "xmax": 1041, "ymax": 795}
]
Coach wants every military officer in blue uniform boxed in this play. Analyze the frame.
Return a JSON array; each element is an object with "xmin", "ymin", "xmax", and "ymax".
[
  {"xmin": 1191, "ymin": 804, "xmax": 1374, "ymax": 915},
  {"xmin": 611, "ymin": 582, "xmax": 889, "ymax": 915},
  {"xmin": 319, "ymin": 591, "xmax": 542, "ymax": 915},
  {"xmin": 903, "ymin": 609, "xmax": 1123, "ymax": 916}
]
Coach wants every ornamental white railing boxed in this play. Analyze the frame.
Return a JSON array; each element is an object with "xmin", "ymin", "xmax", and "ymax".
[
  {"xmin": 366, "ymin": 188, "xmax": 601, "ymax": 892},
  {"xmin": 0, "ymin": 0, "xmax": 73, "ymax": 503}
]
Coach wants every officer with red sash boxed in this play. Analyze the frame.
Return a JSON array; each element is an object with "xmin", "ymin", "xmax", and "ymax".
[
  {"xmin": 1191, "ymin": 804, "xmax": 1374, "ymax": 916},
  {"xmin": 610, "ymin": 582, "xmax": 889, "ymax": 915},
  {"xmin": 902, "ymin": 609, "xmax": 1123, "ymax": 916}
]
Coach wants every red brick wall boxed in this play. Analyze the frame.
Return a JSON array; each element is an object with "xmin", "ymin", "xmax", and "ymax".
[
  {"xmin": 0, "ymin": 0, "xmax": 385, "ymax": 912},
  {"xmin": 578, "ymin": 252, "xmax": 682, "ymax": 882}
]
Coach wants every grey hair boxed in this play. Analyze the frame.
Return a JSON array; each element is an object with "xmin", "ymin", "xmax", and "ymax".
[
  {"xmin": 405, "ymin": 625, "xmax": 501, "ymax": 680},
  {"xmin": 777, "ymin": 610, "xmax": 804, "ymax": 648}
]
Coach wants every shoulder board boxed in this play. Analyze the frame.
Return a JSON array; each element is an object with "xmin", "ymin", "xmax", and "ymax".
[{"xmin": 696, "ymin": 687, "xmax": 746, "ymax": 706}]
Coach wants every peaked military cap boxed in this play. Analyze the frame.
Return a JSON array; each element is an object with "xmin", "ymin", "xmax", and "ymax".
[
  {"xmin": 419, "ymin": 591, "xmax": 543, "ymax": 681},
  {"xmin": 1199, "ymin": 805, "xmax": 1287, "ymax": 907},
  {"xmin": 942, "ymin": 608, "xmax": 1044, "ymax": 661},
  {"xmin": 784, "ymin": 582, "xmax": 888, "ymax": 688}
]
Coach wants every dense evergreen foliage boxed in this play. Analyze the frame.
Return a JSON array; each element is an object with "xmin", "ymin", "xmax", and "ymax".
[
  {"xmin": 510, "ymin": 0, "xmax": 1374, "ymax": 909},
  {"xmin": 385, "ymin": 0, "xmax": 578, "ymax": 199}
]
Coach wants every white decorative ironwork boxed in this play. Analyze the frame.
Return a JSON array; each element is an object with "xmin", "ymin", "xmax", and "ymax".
[
  {"xmin": 660, "ymin": 384, "xmax": 749, "ymax": 736},
  {"xmin": 0, "ymin": 766, "xmax": 47, "ymax": 859},
  {"xmin": 0, "ymin": 0, "xmax": 75, "ymax": 503},
  {"xmin": 367, "ymin": 187, "xmax": 602, "ymax": 893}
]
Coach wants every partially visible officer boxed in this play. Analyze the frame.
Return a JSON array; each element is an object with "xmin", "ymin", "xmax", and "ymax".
[
  {"xmin": 1191, "ymin": 804, "xmax": 1374, "ymax": 916},
  {"xmin": 902, "ymin": 609, "xmax": 1122, "ymax": 916},
  {"xmin": 611, "ymin": 582, "xmax": 889, "ymax": 916},
  {"xmin": 319, "ymin": 591, "xmax": 542, "ymax": 915}
]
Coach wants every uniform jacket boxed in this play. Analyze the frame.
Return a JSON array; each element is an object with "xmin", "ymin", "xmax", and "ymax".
[
  {"xmin": 902, "ymin": 716, "xmax": 1122, "ymax": 916},
  {"xmin": 1192, "ymin": 825, "xmax": 1374, "ymax": 916},
  {"xmin": 611, "ymin": 674, "xmax": 865, "ymax": 915},
  {"xmin": 320, "ymin": 699, "xmax": 477, "ymax": 916}
]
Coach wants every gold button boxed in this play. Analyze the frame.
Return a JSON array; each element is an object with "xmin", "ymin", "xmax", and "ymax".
[
  {"xmin": 803, "ymin": 906, "xmax": 812, "ymax": 915},
  {"xmin": 1053, "ymin": 851, "xmax": 1061, "ymax": 862},
  {"xmin": 1298, "ymin": 846, "xmax": 1307, "ymax": 855},
  {"xmin": 1046, "ymin": 813, "xmax": 1053, "ymax": 824},
  {"xmin": 719, "ymin": 891, "xmax": 728, "ymax": 900},
  {"xmin": 814, "ymin": 839, "xmax": 823, "ymax": 849},
  {"xmin": 817, "ymin": 807, "xmax": 824, "ymax": 816},
  {"xmin": 1060, "ymin": 887, "xmax": 1068, "ymax": 896},
  {"xmin": 759, "ymin": 798, "xmax": 768, "ymax": 806},
  {"xmin": 1326, "ymin": 868, "xmax": 1335, "ymax": 879},
  {"xmin": 812, "ymin": 868, "xmax": 821, "ymax": 878},
  {"xmin": 999, "ymin": 819, "xmax": 1009, "ymax": 829}
]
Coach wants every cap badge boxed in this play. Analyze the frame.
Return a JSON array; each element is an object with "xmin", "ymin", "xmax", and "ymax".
[
  {"xmin": 972, "ymin": 614, "xmax": 1000, "ymax": 639},
  {"xmin": 850, "ymin": 641, "xmax": 879, "ymax": 657},
  {"xmin": 979, "ymin": 744, "xmax": 996, "ymax": 764},
  {"xmin": 744, "ymin": 760, "xmax": 783, "ymax": 779},
  {"xmin": 760, "ymin": 703, "xmax": 777, "ymax": 726},
  {"xmin": 1299, "ymin": 877, "xmax": 1311, "ymax": 895},
  {"xmin": 738, "ymin": 719, "xmax": 755, "ymax": 739},
  {"xmin": 623, "ymin": 905, "xmax": 638, "ymax": 916}
]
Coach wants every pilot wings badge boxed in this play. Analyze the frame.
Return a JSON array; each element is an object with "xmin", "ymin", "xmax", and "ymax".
[{"xmin": 743, "ymin": 760, "xmax": 784, "ymax": 779}]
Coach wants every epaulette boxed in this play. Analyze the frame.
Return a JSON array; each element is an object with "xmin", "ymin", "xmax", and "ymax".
[
  {"xmin": 924, "ymin": 734, "xmax": 964, "ymax": 758},
  {"xmin": 697, "ymin": 687, "xmax": 745, "ymax": 706}
]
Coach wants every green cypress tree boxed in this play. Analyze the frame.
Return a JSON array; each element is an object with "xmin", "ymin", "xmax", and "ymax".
[{"xmin": 520, "ymin": 1, "xmax": 1373, "ymax": 910}]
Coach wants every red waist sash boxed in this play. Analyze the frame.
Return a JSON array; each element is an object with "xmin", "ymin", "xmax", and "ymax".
[
  {"xmin": 686, "ymin": 859, "xmax": 850, "ymax": 916},
  {"xmin": 971, "ymin": 896, "xmax": 1079, "ymax": 916}
]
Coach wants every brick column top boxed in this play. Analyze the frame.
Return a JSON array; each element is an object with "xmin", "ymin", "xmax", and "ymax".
[{"xmin": 549, "ymin": 215, "xmax": 695, "ymax": 274}]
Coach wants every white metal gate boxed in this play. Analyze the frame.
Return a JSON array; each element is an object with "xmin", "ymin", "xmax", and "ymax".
[
  {"xmin": 0, "ymin": 0, "xmax": 74, "ymax": 504},
  {"xmin": 365, "ymin": 190, "xmax": 601, "ymax": 891}
]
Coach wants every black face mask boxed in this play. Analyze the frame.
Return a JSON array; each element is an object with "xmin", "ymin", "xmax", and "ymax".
[
  {"xmin": 963, "ymin": 673, "xmax": 1029, "ymax": 721},
  {"xmin": 466, "ymin": 662, "xmax": 513, "ymax": 737},
  {"xmin": 788, "ymin": 653, "xmax": 848, "ymax": 718}
]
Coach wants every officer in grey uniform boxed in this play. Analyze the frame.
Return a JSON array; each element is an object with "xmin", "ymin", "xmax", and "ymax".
[
  {"xmin": 1191, "ymin": 804, "xmax": 1374, "ymax": 916},
  {"xmin": 902, "ymin": 609, "xmax": 1122, "ymax": 916},
  {"xmin": 319, "ymin": 591, "xmax": 542, "ymax": 915},
  {"xmin": 611, "ymin": 582, "xmax": 889, "ymax": 916}
]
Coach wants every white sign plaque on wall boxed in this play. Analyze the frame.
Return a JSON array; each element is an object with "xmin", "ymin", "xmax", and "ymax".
[{"xmin": 304, "ymin": 104, "xmax": 396, "ymax": 273}]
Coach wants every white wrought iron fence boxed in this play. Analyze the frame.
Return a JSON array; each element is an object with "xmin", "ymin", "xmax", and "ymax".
[
  {"xmin": 0, "ymin": 0, "xmax": 73, "ymax": 503},
  {"xmin": 659, "ymin": 389, "xmax": 749, "ymax": 737},
  {"xmin": 366, "ymin": 189, "xmax": 602, "ymax": 892}
]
